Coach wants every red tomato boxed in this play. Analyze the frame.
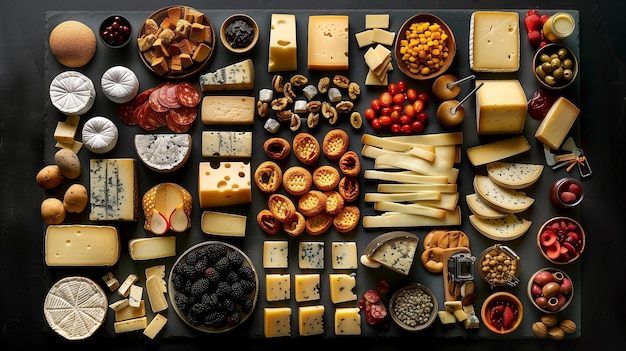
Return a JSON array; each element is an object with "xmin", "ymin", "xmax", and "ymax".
[
  {"xmin": 404, "ymin": 104, "xmax": 416, "ymax": 118},
  {"xmin": 406, "ymin": 87, "xmax": 418, "ymax": 101},
  {"xmin": 393, "ymin": 93, "xmax": 405, "ymax": 105},
  {"xmin": 416, "ymin": 111, "xmax": 428, "ymax": 122},
  {"xmin": 371, "ymin": 99, "xmax": 382, "ymax": 111},
  {"xmin": 387, "ymin": 83, "xmax": 398, "ymax": 95},
  {"xmin": 390, "ymin": 123, "xmax": 402, "ymax": 134},
  {"xmin": 364, "ymin": 108, "xmax": 376, "ymax": 121},
  {"xmin": 392, "ymin": 104, "xmax": 404, "ymax": 113},
  {"xmin": 411, "ymin": 120, "xmax": 425, "ymax": 132},
  {"xmin": 417, "ymin": 92, "xmax": 429, "ymax": 104},
  {"xmin": 397, "ymin": 80, "xmax": 407, "ymax": 93},
  {"xmin": 401, "ymin": 124, "xmax": 413, "ymax": 134},
  {"xmin": 380, "ymin": 106, "xmax": 392, "ymax": 116},
  {"xmin": 380, "ymin": 92, "xmax": 393, "ymax": 106},
  {"xmin": 379, "ymin": 115, "xmax": 393, "ymax": 126},
  {"xmin": 400, "ymin": 114, "xmax": 412, "ymax": 125},
  {"xmin": 371, "ymin": 117, "xmax": 382, "ymax": 130},
  {"xmin": 390, "ymin": 110, "xmax": 401, "ymax": 123},
  {"xmin": 413, "ymin": 100, "xmax": 425, "ymax": 113}
]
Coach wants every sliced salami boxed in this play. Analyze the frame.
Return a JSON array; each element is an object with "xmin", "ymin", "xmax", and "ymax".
[
  {"xmin": 135, "ymin": 87, "xmax": 156, "ymax": 106},
  {"xmin": 144, "ymin": 105, "xmax": 167, "ymax": 128},
  {"xmin": 175, "ymin": 82, "xmax": 201, "ymax": 107},
  {"xmin": 118, "ymin": 100, "xmax": 137, "ymax": 125},
  {"xmin": 166, "ymin": 115, "xmax": 193, "ymax": 133},
  {"xmin": 168, "ymin": 106, "xmax": 197, "ymax": 126},
  {"xmin": 134, "ymin": 102, "xmax": 158, "ymax": 131},
  {"xmin": 158, "ymin": 82, "xmax": 182, "ymax": 109},
  {"xmin": 149, "ymin": 88, "xmax": 169, "ymax": 113}
]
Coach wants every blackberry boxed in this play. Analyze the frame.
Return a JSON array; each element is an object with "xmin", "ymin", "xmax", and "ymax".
[
  {"xmin": 230, "ymin": 281, "xmax": 245, "ymax": 302},
  {"xmin": 189, "ymin": 301, "xmax": 209, "ymax": 319},
  {"xmin": 200, "ymin": 243, "xmax": 228, "ymax": 263},
  {"xmin": 227, "ymin": 311, "xmax": 241, "ymax": 326},
  {"xmin": 224, "ymin": 270, "xmax": 239, "ymax": 283},
  {"xmin": 203, "ymin": 311, "xmax": 227, "ymax": 328},
  {"xmin": 215, "ymin": 281, "xmax": 233, "ymax": 299},
  {"xmin": 171, "ymin": 272, "xmax": 185, "ymax": 291},
  {"xmin": 214, "ymin": 256, "xmax": 232, "ymax": 272},
  {"xmin": 239, "ymin": 278, "xmax": 257, "ymax": 293},
  {"xmin": 175, "ymin": 262, "xmax": 198, "ymax": 280},
  {"xmin": 204, "ymin": 266, "xmax": 221, "ymax": 283},
  {"xmin": 221, "ymin": 298, "xmax": 237, "ymax": 313},
  {"xmin": 185, "ymin": 251, "xmax": 200, "ymax": 266},
  {"xmin": 185, "ymin": 313, "xmax": 202, "ymax": 327},
  {"xmin": 183, "ymin": 279, "xmax": 194, "ymax": 295},
  {"xmin": 227, "ymin": 250, "xmax": 245, "ymax": 267},
  {"xmin": 201, "ymin": 293, "xmax": 221, "ymax": 312},
  {"xmin": 174, "ymin": 292, "xmax": 192, "ymax": 313},
  {"xmin": 241, "ymin": 297, "xmax": 254, "ymax": 313},
  {"xmin": 194, "ymin": 257, "xmax": 209, "ymax": 273},
  {"xmin": 190, "ymin": 277, "xmax": 211, "ymax": 296},
  {"xmin": 238, "ymin": 266, "xmax": 256, "ymax": 281}
]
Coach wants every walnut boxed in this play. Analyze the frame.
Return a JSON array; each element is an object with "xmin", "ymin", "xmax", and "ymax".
[
  {"xmin": 256, "ymin": 101, "xmax": 268, "ymax": 117},
  {"xmin": 559, "ymin": 319, "xmax": 577, "ymax": 334},
  {"xmin": 283, "ymin": 82, "xmax": 296, "ymax": 103},
  {"xmin": 307, "ymin": 112, "xmax": 320, "ymax": 129},
  {"xmin": 289, "ymin": 74, "xmax": 308, "ymax": 87},
  {"xmin": 321, "ymin": 101, "xmax": 334, "ymax": 119},
  {"xmin": 548, "ymin": 326, "xmax": 565, "ymax": 340},
  {"xmin": 348, "ymin": 81, "xmax": 361, "ymax": 100},
  {"xmin": 289, "ymin": 113, "xmax": 301, "ymax": 131},
  {"xmin": 335, "ymin": 100, "xmax": 354, "ymax": 114},
  {"xmin": 271, "ymin": 97, "xmax": 289, "ymax": 111},
  {"xmin": 318, "ymin": 76, "xmax": 330, "ymax": 94},
  {"xmin": 272, "ymin": 74, "xmax": 284, "ymax": 92},
  {"xmin": 332, "ymin": 74, "xmax": 350, "ymax": 88},
  {"xmin": 532, "ymin": 322, "xmax": 548, "ymax": 338},
  {"xmin": 306, "ymin": 100, "xmax": 322, "ymax": 113},
  {"xmin": 275, "ymin": 109, "xmax": 293, "ymax": 123},
  {"xmin": 541, "ymin": 314, "xmax": 558, "ymax": 327}
]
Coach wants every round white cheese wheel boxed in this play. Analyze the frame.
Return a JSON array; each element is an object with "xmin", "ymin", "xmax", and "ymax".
[
  {"xmin": 49, "ymin": 71, "xmax": 96, "ymax": 115},
  {"xmin": 82, "ymin": 116, "xmax": 119, "ymax": 153},
  {"xmin": 134, "ymin": 134, "xmax": 192, "ymax": 172},
  {"xmin": 101, "ymin": 65, "xmax": 139, "ymax": 103},
  {"xmin": 43, "ymin": 276, "xmax": 107, "ymax": 340}
]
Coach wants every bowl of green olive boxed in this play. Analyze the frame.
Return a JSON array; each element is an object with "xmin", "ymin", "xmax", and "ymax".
[{"xmin": 533, "ymin": 43, "xmax": 578, "ymax": 90}]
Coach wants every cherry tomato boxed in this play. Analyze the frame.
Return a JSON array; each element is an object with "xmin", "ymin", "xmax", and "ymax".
[
  {"xmin": 387, "ymin": 83, "xmax": 398, "ymax": 95},
  {"xmin": 400, "ymin": 114, "xmax": 413, "ymax": 125},
  {"xmin": 390, "ymin": 123, "xmax": 402, "ymax": 134},
  {"xmin": 412, "ymin": 120, "xmax": 425, "ymax": 132},
  {"xmin": 371, "ymin": 99, "xmax": 382, "ymax": 111},
  {"xmin": 380, "ymin": 106, "xmax": 393, "ymax": 116},
  {"xmin": 397, "ymin": 80, "xmax": 407, "ymax": 93},
  {"xmin": 417, "ymin": 92, "xmax": 429, "ymax": 105},
  {"xmin": 380, "ymin": 92, "xmax": 393, "ymax": 106},
  {"xmin": 416, "ymin": 111, "xmax": 428, "ymax": 122},
  {"xmin": 404, "ymin": 104, "xmax": 416, "ymax": 118},
  {"xmin": 371, "ymin": 117, "xmax": 382, "ymax": 130},
  {"xmin": 413, "ymin": 100, "xmax": 425, "ymax": 113},
  {"xmin": 401, "ymin": 124, "xmax": 413, "ymax": 134},
  {"xmin": 379, "ymin": 115, "xmax": 393, "ymax": 126},
  {"xmin": 393, "ymin": 93, "xmax": 406, "ymax": 105},
  {"xmin": 392, "ymin": 104, "xmax": 404, "ymax": 113},
  {"xmin": 390, "ymin": 110, "xmax": 401, "ymax": 123},
  {"xmin": 364, "ymin": 108, "xmax": 377, "ymax": 121},
  {"xmin": 406, "ymin": 87, "xmax": 418, "ymax": 101}
]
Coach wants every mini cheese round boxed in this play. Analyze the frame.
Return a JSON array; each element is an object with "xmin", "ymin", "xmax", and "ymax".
[
  {"xmin": 82, "ymin": 116, "xmax": 119, "ymax": 154},
  {"xmin": 43, "ymin": 276, "xmax": 108, "ymax": 340},
  {"xmin": 50, "ymin": 71, "xmax": 96, "ymax": 115},
  {"xmin": 49, "ymin": 20, "xmax": 97, "ymax": 68},
  {"xmin": 101, "ymin": 66, "xmax": 139, "ymax": 103}
]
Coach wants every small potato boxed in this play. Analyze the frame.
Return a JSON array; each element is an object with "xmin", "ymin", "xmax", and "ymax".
[
  {"xmin": 36, "ymin": 165, "xmax": 64, "ymax": 189},
  {"xmin": 54, "ymin": 148, "xmax": 81, "ymax": 179},
  {"xmin": 63, "ymin": 183, "xmax": 88, "ymax": 213},
  {"xmin": 41, "ymin": 198, "xmax": 66, "ymax": 224}
]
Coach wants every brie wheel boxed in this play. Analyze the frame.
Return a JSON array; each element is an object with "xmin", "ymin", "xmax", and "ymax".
[
  {"xmin": 101, "ymin": 65, "xmax": 139, "ymax": 103},
  {"xmin": 134, "ymin": 134, "xmax": 192, "ymax": 172},
  {"xmin": 82, "ymin": 116, "xmax": 119, "ymax": 153},
  {"xmin": 49, "ymin": 71, "xmax": 96, "ymax": 115}
]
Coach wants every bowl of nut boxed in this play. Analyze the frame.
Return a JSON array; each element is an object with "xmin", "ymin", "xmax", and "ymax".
[
  {"xmin": 537, "ymin": 216, "xmax": 585, "ymax": 264},
  {"xmin": 394, "ymin": 13, "xmax": 456, "ymax": 80},
  {"xmin": 533, "ymin": 43, "xmax": 578, "ymax": 90},
  {"xmin": 527, "ymin": 267, "xmax": 574, "ymax": 314},
  {"xmin": 478, "ymin": 244, "xmax": 521, "ymax": 289},
  {"xmin": 481, "ymin": 291, "xmax": 524, "ymax": 334},
  {"xmin": 389, "ymin": 283, "xmax": 438, "ymax": 331}
]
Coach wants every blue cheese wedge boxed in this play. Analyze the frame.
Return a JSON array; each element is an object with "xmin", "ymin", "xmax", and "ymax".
[
  {"xmin": 473, "ymin": 175, "xmax": 534, "ymax": 213},
  {"xmin": 363, "ymin": 231, "xmax": 419, "ymax": 275},
  {"xmin": 134, "ymin": 134, "xmax": 192, "ymax": 173},
  {"xmin": 201, "ymin": 131, "xmax": 252, "ymax": 157},
  {"xmin": 486, "ymin": 161, "xmax": 544, "ymax": 189},
  {"xmin": 49, "ymin": 71, "xmax": 96, "ymax": 115},
  {"xmin": 469, "ymin": 214, "xmax": 531, "ymax": 241},
  {"xmin": 199, "ymin": 59, "xmax": 255, "ymax": 91}
]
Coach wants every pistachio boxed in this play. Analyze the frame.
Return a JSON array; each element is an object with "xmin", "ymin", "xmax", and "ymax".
[
  {"xmin": 349, "ymin": 111, "xmax": 363, "ymax": 129},
  {"xmin": 271, "ymin": 97, "xmax": 289, "ymax": 111},
  {"xmin": 272, "ymin": 74, "xmax": 284, "ymax": 92},
  {"xmin": 257, "ymin": 101, "xmax": 269, "ymax": 117},
  {"xmin": 348, "ymin": 81, "xmax": 361, "ymax": 100},
  {"xmin": 532, "ymin": 322, "xmax": 548, "ymax": 338},
  {"xmin": 335, "ymin": 101, "xmax": 354, "ymax": 114},
  {"xmin": 307, "ymin": 112, "xmax": 320, "ymax": 129},
  {"xmin": 333, "ymin": 74, "xmax": 350, "ymax": 88},
  {"xmin": 289, "ymin": 74, "xmax": 308, "ymax": 87},
  {"xmin": 306, "ymin": 100, "xmax": 322, "ymax": 113},
  {"xmin": 318, "ymin": 76, "xmax": 330, "ymax": 94},
  {"xmin": 559, "ymin": 319, "xmax": 577, "ymax": 334}
]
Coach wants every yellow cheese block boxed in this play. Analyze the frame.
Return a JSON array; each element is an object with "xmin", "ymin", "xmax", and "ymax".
[
  {"xmin": 268, "ymin": 14, "xmax": 297, "ymax": 72},
  {"xmin": 365, "ymin": 14, "xmax": 390, "ymax": 29},
  {"xmin": 44, "ymin": 225, "xmax": 120, "ymax": 266},
  {"xmin": 470, "ymin": 11, "xmax": 520, "ymax": 72},
  {"xmin": 201, "ymin": 96, "xmax": 255, "ymax": 125},
  {"xmin": 298, "ymin": 305, "xmax": 325, "ymax": 336},
  {"xmin": 264, "ymin": 307, "xmax": 292, "ymax": 338},
  {"xmin": 535, "ymin": 96, "xmax": 580, "ymax": 149},
  {"xmin": 475, "ymin": 79, "xmax": 527, "ymax": 134},
  {"xmin": 128, "ymin": 236, "xmax": 176, "ymax": 260},
  {"xmin": 335, "ymin": 307, "xmax": 361, "ymax": 335},
  {"xmin": 146, "ymin": 274, "xmax": 168, "ymax": 313},
  {"xmin": 466, "ymin": 136, "xmax": 530, "ymax": 167},
  {"xmin": 328, "ymin": 274, "xmax": 357, "ymax": 303},
  {"xmin": 266, "ymin": 274, "xmax": 290, "ymax": 301},
  {"xmin": 294, "ymin": 274, "xmax": 321, "ymax": 302},
  {"xmin": 54, "ymin": 115, "xmax": 80, "ymax": 143},
  {"xmin": 143, "ymin": 314, "xmax": 167, "ymax": 339},
  {"xmin": 308, "ymin": 15, "xmax": 349, "ymax": 70},
  {"xmin": 197, "ymin": 161, "xmax": 251, "ymax": 208}
]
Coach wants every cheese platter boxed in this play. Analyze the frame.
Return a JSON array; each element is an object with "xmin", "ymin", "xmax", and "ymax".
[{"xmin": 42, "ymin": 8, "xmax": 582, "ymax": 340}]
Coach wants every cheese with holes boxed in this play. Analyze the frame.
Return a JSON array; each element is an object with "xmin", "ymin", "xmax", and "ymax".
[
  {"xmin": 298, "ymin": 305, "xmax": 325, "ymax": 336},
  {"xmin": 89, "ymin": 158, "xmax": 138, "ymax": 221},
  {"xmin": 198, "ymin": 161, "xmax": 251, "ymax": 208},
  {"xmin": 331, "ymin": 242, "xmax": 358, "ymax": 269},
  {"xmin": 264, "ymin": 307, "xmax": 292, "ymax": 338},
  {"xmin": 469, "ymin": 214, "xmax": 532, "ymax": 241},
  {"xmin": 295, "ymin": 274, "xmax": 321, "ymax": 302},
  {"xmin": 535, "ymin": 96, "xmax": 580, "ymax": 149},
  {"xmin": 470, "ymin": 11, "xmax": 520, "ymax": 72},
  {"xmin": 143, "ymin": 314, "xmax": 167, "ymax": 339},
  {"xmin": 128, "ymin": 236, "xmax": 176, "ymax": 260},
  {"xmin": 45, "ymin": 225, "xmax": 120, "ymax": 266},
  {"xmin": 329, "ymin": 274, "xmax": 357, "ymax": 304},
  {"xmin": 475, "ymin": 79, "xmax": 527, "ymax": 134},
  {"xmin": 335, "ymin": 307, "xmax": 361, "ymax": 335},
  {"xmin": 199, "ymin": 59, "xmax": 255, "ymax": 91},
  {"xmin": 134, "ymin": 134, "xmax": 192, "ymax": 172},
  {"xmin": 268, "ymin": 14, "xmax": 297, "ymax": 72},
  {"xmin": 308, "ymin": 15, "xmax": 349, "ymax": 70},
  {"xmin": 114, "ymin": 317, "xmax": 148, "ymax": 333},
  {"xmin": 201, "ymin": 131, "xmax": 252, "ymax": 157},
  {"xmin": 473, "ymin": 175, "xmax": 534, "ymax": 213},
  {"xmin": 54, "ymin": 115, "xmax": 80, "ymax": 143},
  {"xmin": 363, "ymin": 231, "xmax": 419, "ymax": 275},
  {"xmin": 299, "ymin": 241, "xmax": 324, "ymax": 269},
  {"xmin": 266, "ymin": 274, "xmax": 291, "ymax": 301},
  {"xmin": 466, "ymin": 136, "xmax": 530, "ymax": 166},
  {"xmin": 201, "ymin": 96, "xmax": 255, "ymax": 124},
  {"xmin": 49, "ymin": 71, "xmax": 96, "ymax": 115},
  {"xmin": 263, "ymin": 241, "xmax": 289, "ymax": 268},
  {"xmin": 201, "ymin": 211, "xmax": 247, "ymax": 237}
]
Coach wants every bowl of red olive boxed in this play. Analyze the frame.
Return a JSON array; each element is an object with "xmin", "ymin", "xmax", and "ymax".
[
  {"xmin": 533, "ymin": 43, "xmax": 578, "ymax": 90},
  {"xmin": 481, "ymin": 291, "xmax": 523, "ymax": 334},
  {"xmin": 220, "ymin": 14, "xmax": 259, "ymax": 54},
  {"xmin": 99, "ymin": 15, "xmax": 133, "ymax": 48}
]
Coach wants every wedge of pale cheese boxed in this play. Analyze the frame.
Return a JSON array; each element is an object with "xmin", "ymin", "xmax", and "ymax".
[
  {"xmin": 486, "ymin": 161, "xmax": 544, "ymax": 189},
  {"xmin": 469, "ymin": 214, "xmax": 531, "ymax": 241},
  {"xmin": 465, "ymin": 193, "xmax": 508, "ymax": 219},
  {"xmin": 473, "ymin": 175, "xmax": 534, "ymax": 213}
]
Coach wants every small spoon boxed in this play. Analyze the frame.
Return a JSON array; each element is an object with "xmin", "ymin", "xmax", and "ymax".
[{"xmin": 446, "ymin": 74, "xmax": 476, "ymax": 90}]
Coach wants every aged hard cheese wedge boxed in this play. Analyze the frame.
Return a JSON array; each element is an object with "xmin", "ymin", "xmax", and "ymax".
[
  {"xmin": 199, "ymin": 59, "xmax": 255, "ymax": 91},
  {"xmin": 308, "ymin": 15, "xmax": 349, "ymax": 70},
  {"xmin": 469, "ymin": 214, "xmax": 532, "ymax": 241},
  {"xmin": 466, "ymin": 136, "xmax": 530, "ymax": 167},
  {"xmin": 486, "ymin": 161, "xmax": 544, "ymax": 189},
  {"xmin": 268, "ymin": 14, "xmax": 297, "ymax": 72},
  {"xmin": 143, "ymin": 314, "xmax": 167, "ymax": 339},
  {"xmin": 201, "ymin": 131, "xmax": 252, "ymax": 157},
  {"xmin": 470, "ymin": 11, "xmax": 520, "ymax": 72},
  {"xmin": 535, "ymin": 96, "xmax": 580, "ymax": 149},
  {"xmin": 44, "ymin": 276, "xmax": 107, "ymax": 340},
  {"xmin": 200, "ymin": 210, "xmax": 247, "ymax": 236},
  {"xmin": 134, "ymin": 134, "xmax": 192, "ymax": 172},
  {"xmin": 198, "ymin": 161, "xmax": 251, "ymax": 208},
  {"xmin": 473, "ymin": 175, "xmax": 534, "ymax": 213},
  {"xmin": 201, "ymin": 96, "xmax": 255, "ymax": 124},
  {"xmin": 264, "ymin": 307, "xmax": 292, "ymax": 338},
  {"xmin": 89, "ymin": 158, "xmax": 138, "ymax": 221},
  {"xmin": 45, "ymin": 225, "xmax": 120, "ymax": 266},
  {"xmin": 128, "ymin": 236, "xmax": 176, "ymax": 260},
  {"xmin": 475, "ymin": 79, "xmax": 527, "ymax": 134},
  {"xmin": 363, "ymin": 231, "xmax": 419, "ymax": 275}
]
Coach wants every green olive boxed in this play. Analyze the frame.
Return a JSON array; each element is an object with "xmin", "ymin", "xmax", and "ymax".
[
  {"xmin": 550, "ymin": 53, "xmax": 559, "ymax": 60},
  {"xmin": 540, "ymin": 54, "xmax": 551, "ymax": 62},
  {"xmin": 557, "ymin": 48, "xmax": 569, "ymax": 60},
  {"xmin": 544, "ymin": 75, "xmax": 557, "ymax": 86},
  {"xmin": 552, "ymin": 67, "xmax": 564, "ymax": 79},
  {"xmin": 541, "ymin": 62, "xmax": 553, "ymax": 73},
  {"xmin": 550, "ymin": 58, "xmax": 562, "ymax": 67},
  {"xmin": 536, "ymin": 65, "xmax": 546, "ymax": 79},
  {"xmin": 563, "ymin": 69, "xmax": 574, "ymax": 80},
  {"xmin": 562, "ymin": 59, "xmax": 573, "ymax": 69}
]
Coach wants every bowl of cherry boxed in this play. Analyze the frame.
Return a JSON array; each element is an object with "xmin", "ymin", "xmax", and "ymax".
[
  {"xmin": 537, "ymin": 216, "xmax": 585, "ymax": 264},
  {"xmin": 99, "ymin": 15, "xmax": 133, "ymax": 48}
]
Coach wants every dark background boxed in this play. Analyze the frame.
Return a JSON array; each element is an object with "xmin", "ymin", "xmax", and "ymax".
[{"xmin": 1, "ymin": 0, "xmax": 624, "ymax": 350}]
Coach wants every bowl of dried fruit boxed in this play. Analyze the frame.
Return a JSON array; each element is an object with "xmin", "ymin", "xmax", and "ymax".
[
  {"xmin": 528, "ymin": 267, "xmax": 574, "ymax": 314},
  {"xmin": 220, "ymin": 14, "xmax": 259, "ymax": 54},
  {"xmin": 168, "ymin": 241, "xmax": 259, "ymax": 332},
  {"xmin": 389, "ymin": 283, "xmax": 438, "ymax": 331},
  {"xmin": 481, "ymin": 291, "xmax": 524, "ymax": 334},
  {"xmin": 537, "ymin": 216, "xmax": 585, "ymax": 264},
  {"xmin": 394, "ymin": 13, "xmax": 456, "ymax": 80}
]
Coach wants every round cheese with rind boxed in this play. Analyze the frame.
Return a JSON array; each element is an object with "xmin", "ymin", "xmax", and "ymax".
[
  {"xmin": 49, "ymin": 71, "xmax": 96, "ymax": 115},
  {"xmin": 486, "ymin": 161, "xmax": 544, "ymax": 189},
  {"xmin": 43, "ymin": 276, "xmax": 107, "ymax": 340},
  {"xmin": 469, "ymin": 214, "xmax": 531, "ymax": 241},
  {"xmin": 101, "ymin": 66, "xmax": 139, "ymax": 103},
  {"xmin": 134, "ymin": 134, "xmax": 192, "ymax": 172},
  {"xmin": 82, "ymin": 116, "xmax": 119, "ymax": 154}
]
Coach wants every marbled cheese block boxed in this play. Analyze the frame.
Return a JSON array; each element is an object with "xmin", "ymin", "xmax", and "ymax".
[
  {"xmin": 263, "ymin": 241, "xmax": 289, "ymax": 268},
  {"xmin": 89, "ymin": 158, "xmax": 138, "ymax": 221},
  {"xmin": 298, "ymin": 242, "xmax": 324, "ymax": 269},
  {"xmin": 201, "ymin": 131, "xmax": 252, "ymax": 157},
  {"xmin": 134, "ymin": 134, "xmax": 192, "ymax": 173}
]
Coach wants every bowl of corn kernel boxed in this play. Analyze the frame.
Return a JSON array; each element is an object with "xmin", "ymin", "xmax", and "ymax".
[{"xmin": 394, "ymin": 13, "xmax": 456, "ymax": 80}]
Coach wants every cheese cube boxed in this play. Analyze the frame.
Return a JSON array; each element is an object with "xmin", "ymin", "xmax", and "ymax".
[
  {"xmin": 201, "ymin": 131, "xmax": 252, "ymax": 158},
  {"xmin": 354, "ymin": 29, "xmax": 374, "ymax": 48},
  {"xmin": 475, "ymin": 79, "xmax": 527, "ymax": 134},
  {"xmin": 328, "ymin": 274, "xmax": 357, "ymax": 304},
  {"xmin": 89, "ymin": 158, "xmax": 138, "ymax": 221},
  {"xmin": 113, "ymin": 316, "xmax": 148, "ymax": 333},
  {"xmin": 44, "ymin": 225, "xmax": 120, "ymax": 266},
  {"xmin": 365, "ymin": 14, "xmax": 390, "ymax": 29},
  {"xmin": 438, "ymin": 311, "xmax": 457, "ymax": 324},
  {"xmin": 53, "ymin": 115, "xmax": 80, "ymax": 143},
  {"xmin": 201, "ymin": 96, "xmax": 255, "ymax": 125},
  {"xmin": 308, "ymin": 16, "xmax": 349, "ymax": 70},
  {"xmin": 470, "ymin": 11, "xmax": 520, "ymax": 72},
  {"xmin": 102, "ymin": 272, "xmax": 119, "ymax": 291},
  {"xmin": 198, "ymin": 161, "xmax": 251, "ymax": 208},
  {"xmin": 264, "ymin": 307, "xmax": 291, "ymax": 338},
  {"xmin": 268, "ymin": 14, "xmax": 297, "ymax": 72},
  {"xmin": 263, "ymin": 241, "xmax": 289, "ymax": 268},
  {"xmin": 298, "ymin": 305, "xmax": 325, "ymax": 336},
  {"xmin": 128, "ymin": 285, "xmax": 143, "ymax": 308},
  {"xmin": 266, "ymin": 274, "xmax": 290, "ymax": 301},
  {"xmin": 334, "ymin": 307, "xmax": 361, "ymax": 335},
  {"xmin": 115, "ymin": 300, "xmax": 145, "ymax": 322},
  {"xmin": 535, "ymin": 96, "xmax": 580, "ymax": 149},
  {"xmin": 331, "ymin": 242, "xmax": 358, "ymax": 269},
  {"xmin": 294, "ymin": 274, "xmax": 321, "ymax": 302},
  {"xmin": 143, "ymin": 314, "xmax": 167, "ymax": 339},
  {"xmin": 298, "ymin": 242, "xmax": 324, "ymax": 269}
]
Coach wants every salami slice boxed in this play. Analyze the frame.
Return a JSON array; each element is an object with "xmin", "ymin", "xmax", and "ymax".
[
  {"xmin": 144, "ymin": 105, "xmax": 167, "ymax": 128},
  {"xmin": 175, "ymin": 82, "xmax": 201, "ymax": 107},
  {"xmin": 158, "ymin": 82, "xmax": 182, "ymax": 109},
  {"xmin": 149, "ymin": 88, "xmax": 169, "ymax": 113},
  {"xmin": 168, "ymin": 106, "xmax": 197, "ymax": 126},
  {"xmin": 166, "ymin": 115, "xmax": 193, "ymax": 133},
  {"xmin": 135, "ymin": 87, "xmax": 156, "ymax": 106},
  {"xmin": 118, "ymin": 100, "xmax": 137, "ymax": 125},
  {"xmin": 134, "ymin": 102, "xmax": 158, "ymax": 131}
]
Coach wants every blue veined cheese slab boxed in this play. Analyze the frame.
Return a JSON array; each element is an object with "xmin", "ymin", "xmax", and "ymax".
[
  {"xmin": 89, "ymin": 158, "xmax": 138, "ymax": 221},
  {"xmin": 201, "ymin": 131, "xmax": 252, "ymax": 157}
]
